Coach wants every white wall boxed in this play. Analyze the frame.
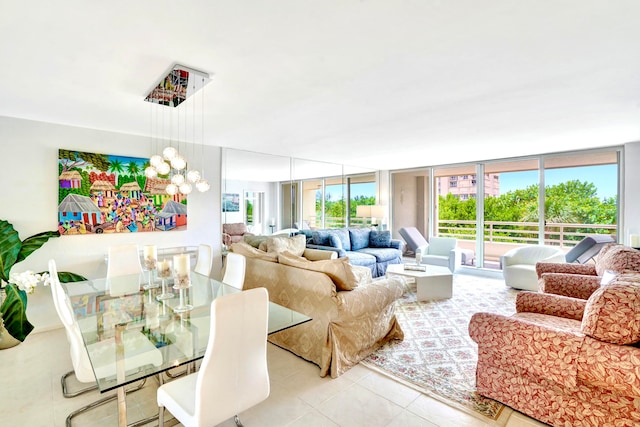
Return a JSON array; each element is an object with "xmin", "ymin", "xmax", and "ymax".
[{"xmin": 1, "ymin": 116, "xmax": 222, "ymax": 332}]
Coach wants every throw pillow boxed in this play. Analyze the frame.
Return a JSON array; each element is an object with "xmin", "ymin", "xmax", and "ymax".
[
  {"xmin": 312, "ymin": 230, "xmax": 332, "ymax": 246},
  {"xmin": 278, "ymin": 251, "xmax": 358, "ymax": 291},
  {"xmin": 266, "ymin": 234, "xmax": 306, "ymax": 256},
  {"xmin": 230, "ymin": 241, "xmax": 277, "ymax": 263},
  {"xmin": 369, "ymin": 230, "xmax": 391, "ymax": 248},
  {"xmin": 243, "ymin": 234, "xmax": 269, "ymax": 248}
]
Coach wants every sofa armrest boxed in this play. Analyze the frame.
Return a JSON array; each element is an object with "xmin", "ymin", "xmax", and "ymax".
[
  {"xmin": 337, "ymin": 276, "xmax": 404, "ymax": 319},
  {"xmin": 516, "ymin": 291, "xmax": 586, "ymax": 321},
  {"xmin": 389, "ymin": 239, "xmax": 404, "ymax": 251},
  {"xmin": 536, "ymin": 262, "xmax": 596, "ymax": 278},
  {"xmin": 540, "ymin": 273, "xmax": 602, "ymax": 300},
  {"xmin": 306, "ymin": 243, "xmax": 347, "ymax": 258},
  {"xmin": 448, "ymin": 248, "xmax": 462, "ymax": 272},
  {"xmin": 469, "ymin": 312, "xmax": 584, "ymax": 389}
]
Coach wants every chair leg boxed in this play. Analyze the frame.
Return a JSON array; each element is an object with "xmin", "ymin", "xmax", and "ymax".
[
  {"xmin": 61, "ymin": 370, "xmax": 98, "ymax": 398},
  {"xmin": 159, "ymin": 406, "xmax": 164, "ymax": 427},
  {"xmin": 65, "ymin": 378, "xmax": 147, "ymax": 427},
  {"xmin": 234, "ymin": 415, "xmax": 244, "ymax": 427}
]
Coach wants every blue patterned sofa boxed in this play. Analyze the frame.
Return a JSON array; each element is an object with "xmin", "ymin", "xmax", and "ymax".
[{"xmin": 298, "ymin": 228, "xmax": 403, "ymax": 277}]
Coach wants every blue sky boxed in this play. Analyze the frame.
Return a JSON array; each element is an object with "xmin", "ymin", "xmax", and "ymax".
[{"xmin": 499, "ymin": 164, "xmax": 618, "ymax": 200}]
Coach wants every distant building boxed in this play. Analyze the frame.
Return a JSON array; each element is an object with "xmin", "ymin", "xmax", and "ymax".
[{"xmin": 437, "ymin": 174, "xmax": 500, "ymax": 200}]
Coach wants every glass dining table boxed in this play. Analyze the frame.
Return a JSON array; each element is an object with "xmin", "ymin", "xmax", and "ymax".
[{"xmin": 61, "ymin": 272, "xmax": 311, "ymax": 427}]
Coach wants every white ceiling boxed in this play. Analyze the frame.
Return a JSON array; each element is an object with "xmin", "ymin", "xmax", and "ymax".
[{"xmin": 2, "ymin": 1, "xmax": 640, "ymax": 171}]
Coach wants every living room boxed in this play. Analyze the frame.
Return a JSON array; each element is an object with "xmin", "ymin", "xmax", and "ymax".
[{"xmin": 2, "ymin": 2, "xmax": 640, "ymax": 426}]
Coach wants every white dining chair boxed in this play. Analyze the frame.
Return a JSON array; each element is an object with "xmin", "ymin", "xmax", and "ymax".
[
  {"xmin": 106, "ymin": 244, "xmax": 143, "ymax": 296},
  {"xmin": 194, "ymin": 244, "xmax": 213, "ymax": 276},
  {"xmin": 222, "ymin": 252, "xmax": 246, "ymax": 290},
  {"xmin": 157, "ymin": 287, "xmax": 270, "ymax": 427},
  {"xmin": 49, "ymin": 259, "xmax": 163, "ymax": 426}
]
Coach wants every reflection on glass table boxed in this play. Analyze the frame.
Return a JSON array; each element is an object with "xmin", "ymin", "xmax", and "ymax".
[{"xmin": 61, "ymin": 272, "xmax": 311, "ymax": 427}]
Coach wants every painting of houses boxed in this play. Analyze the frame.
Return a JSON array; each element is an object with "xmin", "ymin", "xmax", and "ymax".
[{"xmin": 58, "ymin": 149, "xmax": 188, "ymax": 234}]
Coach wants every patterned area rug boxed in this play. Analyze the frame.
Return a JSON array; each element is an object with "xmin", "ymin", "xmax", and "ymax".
[{"xmin": 363, "ymin": 272, "xmax": 519, "ymax": 425}]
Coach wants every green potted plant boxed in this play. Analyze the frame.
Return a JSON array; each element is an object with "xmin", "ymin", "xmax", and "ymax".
[{"xmin": 0, "ymin": 219, "xmax": 85, "ymax": 347}]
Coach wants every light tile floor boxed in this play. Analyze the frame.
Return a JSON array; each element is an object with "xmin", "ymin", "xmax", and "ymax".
[{"xmin": 0, "ymin": 326, "xmax": 549, "ymax": 427}]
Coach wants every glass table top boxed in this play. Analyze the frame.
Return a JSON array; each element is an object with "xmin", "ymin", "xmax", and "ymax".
[{"xmin": 61, "ymin": 272, "xmax": 311, "ymax": 393}]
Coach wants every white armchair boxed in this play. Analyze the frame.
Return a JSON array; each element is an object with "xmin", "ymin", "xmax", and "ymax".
[
  {"xmin": 419, "ymin": 237, "xmax": 461, "ymax": 272},
  {"xmin": 502, "ymin": 245, "xmax": 566, "ymax": 291}
]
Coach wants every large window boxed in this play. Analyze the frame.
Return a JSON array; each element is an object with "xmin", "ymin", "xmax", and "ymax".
[{"xmin": 425, "ymin": 148, "xmax": 620, "ymax": 270}]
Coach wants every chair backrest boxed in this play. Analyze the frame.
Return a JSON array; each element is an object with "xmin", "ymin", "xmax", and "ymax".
[
  {"xmin": 223, "ymin": 223, "xmax": 248, "ymax": 236},
  {"xmin": 222, "ymin": 253, "xmax": 246, "ymax": 290},
  {"xmin": 107, "ymin": 244, "xmax": 142, "ymax": 277},
  {"xmin": 194, "ymin": 244, "xmax": 213, "ymax": 276},
  {"xmin": 398, "ymin": 227, "xmax": 428, "ymax": 252},
  {"xmin": 195, "ymin": 287, "xmax": 270, "ymax": 425},
  {"xmin": 426, "ymin": 237, "xmax": 457, "ymax": 255},
  {"xmin": 107, "ymin": 244, "xmax": 142, "ymax": 296},
  {"xmin": 565, "ymin": 235, "xmax": 615, "ymax": 264},
  {"xmin": 48, "ymin": 259, "xmax": 96, "ymax": 383}
]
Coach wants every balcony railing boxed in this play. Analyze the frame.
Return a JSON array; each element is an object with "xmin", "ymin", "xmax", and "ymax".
[{"xmin": 437, "ymin": 220, "xmax": 616, "ymax": 247}]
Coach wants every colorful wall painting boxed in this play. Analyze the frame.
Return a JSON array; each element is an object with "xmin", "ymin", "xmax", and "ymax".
[
  {"xmin": 58, "ymin": 149, "xmax": 187, "ymax": 235},
  {"xmin": 222, "ymin": 193, "xmax": 240, "ymax": 212}
]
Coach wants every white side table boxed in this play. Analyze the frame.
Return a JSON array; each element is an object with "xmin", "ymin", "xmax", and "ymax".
[{"xmin": 386, "ymin": 263, "xmax": 453, "ymax": 300}]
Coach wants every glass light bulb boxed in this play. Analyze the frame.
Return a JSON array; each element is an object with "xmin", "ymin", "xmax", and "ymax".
[
  {"xmin": 179, "ymin": 182, "xmax": 193, "ymax": 195},
  {"xmin": 163, "ymin": 146, "xmax": 178, "ymax": 160},
  {"xmin": 196, "ymin": 179, "xmax": 210, "ymax": 192},
  {"xmin": 156, "ymin": 161, "xmax": 171, "ymax": 175},
  {"xmin": 170, "ymin": 155, "xmax": 186, "ymax": 170},
  {"xmin": 150, "ymin": 155, "xmax": 163, "ymax": 167},
  {"xmin": 165, "ymin": 183, "xmax": 178, "ymax": 195},
  {"xmin": 171, "ymin": 174, "xmax": 185, "ymax": 185},
  {"xmin": 144, "ymin": 166, "xmax": 158, "ymax": 178},
  {"xmin": 187, "ymin": 170, "xmax": 201, "ymax": 183}
]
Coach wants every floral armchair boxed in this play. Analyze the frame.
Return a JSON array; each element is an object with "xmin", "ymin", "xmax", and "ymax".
[
  {"xmin": 469, "ymin": 275, "xmax": 640, "ymax": 427},
  {"xmin": 536, "ymin": 243, "xmax": 640, "ymax": 299}
]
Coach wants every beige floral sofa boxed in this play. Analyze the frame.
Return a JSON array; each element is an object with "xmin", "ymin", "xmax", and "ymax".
[
  {"xmin": 231, "ymin": 235, "xmax": 405, "ymax": 378},
  {"xmin": 536, "ymin": 243, "xmax": 640, "ymax": 299},
  {"xmin": 469, "ymin": 273, "xmax": 640, "ymax": 427}
]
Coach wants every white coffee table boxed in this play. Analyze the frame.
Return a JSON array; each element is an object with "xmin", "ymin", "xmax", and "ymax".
[{"xmin": 386, "ymin": 263, "xmax": 453, "ymax": 300}]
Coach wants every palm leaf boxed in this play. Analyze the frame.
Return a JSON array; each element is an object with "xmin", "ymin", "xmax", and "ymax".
[
  {"xmin": 16, "ymin": 231, "xmax": 60, "ymax": 264},
  {"xmin": 58, "ymin": 272, "xmax": 88, "ymax": 283},
  {"xmin": 0, "ymin": 284, "xmax": 33, "ymax": 342},
  {"xmin": 0, "ymin": 220, "xmax": 21, "ymax": 282}
]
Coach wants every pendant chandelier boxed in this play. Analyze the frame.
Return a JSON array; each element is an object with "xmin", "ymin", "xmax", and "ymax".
[{"xmin": 144, "ymin": 64, "xmax": 211, "ymax": 194}]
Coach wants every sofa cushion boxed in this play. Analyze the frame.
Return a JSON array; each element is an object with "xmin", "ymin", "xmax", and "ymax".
[
  {"xmin": 595, "ymin": 244, "xmax": 640, "ymax": 276},
  {"xmin": 357, "ymin": 247, "xmax": 401, "ymax": 263},
  {"xmin": 329, "ymin": 235, "xmax": 343, "ymax": 249},
  {"xmin": 369, "ymin": 230, "xmax": 391, "ymax": 248},
  {"xmin": 581, "ymin": 280, "xmax": 640, "ymax": 345},
  {"xmin": 312, "ymin": 230, "xmax": 333, "ymax": 246},
  {"xmin": 243, "ymin": 234, "xmax": 269, "ymax": 248},
  {"xmin": 278, "ymin": 251, "xmax": 358, "ymax": 291},
  {"xmin": 331, "ymin": 229, "xmax": 351, "ymax": 251},
  {"xmin": 345, "ymin": 251, "xmax": 377, "ymax": 266},
  {"xmin": 349, "ymin": 228, "xmax": 371, "ymax": 251},
  {"xmin": 266, "ymin": 234, "xmax": 306, "ymax": 257},
  {"xmin": 230, "ymin": 241, "xmax": 277, "ymax": 263}
]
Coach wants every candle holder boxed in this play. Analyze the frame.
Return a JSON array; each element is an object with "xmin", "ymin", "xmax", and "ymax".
[
  {"xmin": 156, "ymin": 260, "xmax": 175, "ymax": 300},
  {"xmin": 415, "ymin": 252, "xmax": 422, "ymax": 265},
  {"xmin": 172, "ymin": 272, "xmax": 193, "ymax": 313},
  {"xmin": 142, "ymin": 246, "xmax": 159, "ymax": 290}
]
